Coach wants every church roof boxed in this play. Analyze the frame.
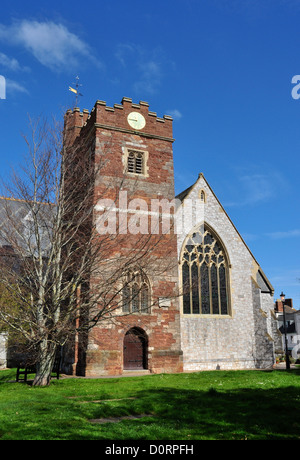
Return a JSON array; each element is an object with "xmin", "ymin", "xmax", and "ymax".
[
  {"xmin": 176, "ymin": 173, "xmax": 274, "ymax": 295},
  {"xmin": 175, "ymin": 184, "xmax": 194, "ymax": 202}
]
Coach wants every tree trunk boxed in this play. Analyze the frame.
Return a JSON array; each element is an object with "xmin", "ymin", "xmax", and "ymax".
[{"xmin": 32, "ymin": 341, "xmax": 57, "ymax": 386}]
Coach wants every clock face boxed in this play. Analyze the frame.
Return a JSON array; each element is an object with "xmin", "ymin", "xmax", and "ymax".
[{"xmin": 127, "ymin": 112, "xmax": 146, "ymax": 130}]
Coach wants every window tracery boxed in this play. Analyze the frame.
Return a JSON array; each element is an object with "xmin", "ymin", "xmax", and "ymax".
[
  {"xmin": 181, "ymin": 226, "xmax": 230, "ymax": 315},
  {"xmin": 122, "ymin": 270, "xmax": 150, "ymax": 314}
]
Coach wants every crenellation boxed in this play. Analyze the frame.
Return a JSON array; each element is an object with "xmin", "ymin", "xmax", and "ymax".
[
  {"xmin": 68, "ymin": 97, "xmax": 174, "ymax": 141},
  {"xmin": 121, "ymin": 96, "xmax": 132, "ymax": 104}
]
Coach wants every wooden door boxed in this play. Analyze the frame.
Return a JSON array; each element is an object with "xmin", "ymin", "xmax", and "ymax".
[{"xmin": 123, "ymin": 329, "xmax": 147, "ymax": 370}]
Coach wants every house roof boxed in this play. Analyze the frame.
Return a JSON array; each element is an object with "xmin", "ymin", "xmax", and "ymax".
[
  {"xmin": 279, "ymin": 305, "xmax": 298, "ymax": 314},
  {"xmin": 0, "ymin": 196, "xmax": 53, "ymax": 254}
]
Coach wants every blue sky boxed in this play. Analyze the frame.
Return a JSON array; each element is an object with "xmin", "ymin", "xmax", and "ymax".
[{"xmin": 0, "ymin": 0, "xmax": 299, "ymax": 306}]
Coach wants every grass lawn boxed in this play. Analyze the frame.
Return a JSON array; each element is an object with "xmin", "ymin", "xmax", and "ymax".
[{"xmin": 0, "ymin": 368, "xmax": 299, "ymax": 440}]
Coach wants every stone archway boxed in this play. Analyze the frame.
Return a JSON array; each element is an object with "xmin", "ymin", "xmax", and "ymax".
[{"xmin": 123, "ymin": 327, "xmax": 148, "ymax": 370}]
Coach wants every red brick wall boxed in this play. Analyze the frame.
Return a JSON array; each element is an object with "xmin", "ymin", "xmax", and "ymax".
[{"xmin": 64, "ymin": 97, "xmax": 182, "ymax": 376}]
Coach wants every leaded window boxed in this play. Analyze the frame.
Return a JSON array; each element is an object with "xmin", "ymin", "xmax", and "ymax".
[
  {"xmin": 181, "ymin": 226, "xmax": 230, "ymax": 315},
  {"xmin": 122, "ymin": 270, "xmax": 150, "ymax": 314}
]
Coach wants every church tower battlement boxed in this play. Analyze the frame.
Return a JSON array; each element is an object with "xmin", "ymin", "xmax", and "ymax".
[{"xmin": 64, "ymin": 97, "xmax": 174, "ymax": 147}]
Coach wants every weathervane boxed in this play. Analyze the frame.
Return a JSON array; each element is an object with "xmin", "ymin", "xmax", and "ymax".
[{"xmin": 69, "ymin": 76, "xmax": 83, "ymax": 107}]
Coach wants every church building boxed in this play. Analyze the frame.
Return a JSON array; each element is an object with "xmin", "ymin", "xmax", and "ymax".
[{"xmin": 62, "ymin": 96, "xmax": 277, "ymax": 376}]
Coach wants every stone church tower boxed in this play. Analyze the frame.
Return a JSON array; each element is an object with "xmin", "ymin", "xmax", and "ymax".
[
  {"xmin": 64, "ymin": 97, "xmax": 183, "ymax": 376},
  {"xmin": 63, "ymin": 96, "xmax": 276, "ymax": 376}
]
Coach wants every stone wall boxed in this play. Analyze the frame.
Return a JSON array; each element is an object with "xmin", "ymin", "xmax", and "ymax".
[{"xmin": 178, "ymin": 174, "xmax": 275, "ymax": 371}]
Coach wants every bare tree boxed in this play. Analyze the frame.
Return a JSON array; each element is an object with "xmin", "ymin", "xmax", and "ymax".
[{"xmin": 0, "ymin": 115, "xmax": 179, "ymax": 386}]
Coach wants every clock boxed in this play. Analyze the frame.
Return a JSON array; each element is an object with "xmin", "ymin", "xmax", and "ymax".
[{"xmin": 127, "ymin": 112, "xmax": 146, "ymax": 130}]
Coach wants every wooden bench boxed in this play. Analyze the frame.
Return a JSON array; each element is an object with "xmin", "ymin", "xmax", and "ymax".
[
  {"xmin": 16, "ymin": 354, "xmax": 61, "ymax": 382},
  {"xmin": 16, "ymin": 365, "xmax": 36, "ymax": 382}
]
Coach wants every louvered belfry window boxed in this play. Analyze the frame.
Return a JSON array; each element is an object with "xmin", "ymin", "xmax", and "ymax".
[
  {"xmin": 127, "ymin": 151, "xmax": 144, "ymax": 174},
  {"xmin": 181, "ymin": 226, "xmax": 230, "ymax": 315}
]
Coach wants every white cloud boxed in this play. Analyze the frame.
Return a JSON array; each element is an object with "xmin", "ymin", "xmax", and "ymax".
[
  {"xmin": 241, "ymin": 229, "xmax": 300, "ymax": 242},
  {"xmin": 0, "ymin": 20, "xmax": 101, "ymax": 72},
  {"xmin": 269, "ymin": 268, "xmax": 300, "ymax": 289},
  {"xmin": 224, "ymin": 171, "xmax": 285, "ymax": 207},
  {"xmin": 6, "ymin": 78, "xmax": 29, "ymax": 95},
  {"xmin": 166, "ymin": 109, "xmax": 183, "ymax": 121},
  {"xmin": 115, "ymin": 43, "xmax": 167, "ymax": 95},
  {"xmin": 240, "ymin": 232, "xmax": 260, "ymax": 242},
  {"xmin": 134, "ymin": 58, "xmax": 163, "ymax": 95},
  {"xmin": 240, "ymin": 174, "xmax": 274, "ymax": 204},
  {"xmin": 0, "ymin": 53, "xmax": 24, "ymax": 72},
  {"xmin": 266, "ymin": 229, "xmax": 300, "ymax": 239},
  {"xmin": 115, "ymin": 44, "xmax": 136, "ymax": 67}
]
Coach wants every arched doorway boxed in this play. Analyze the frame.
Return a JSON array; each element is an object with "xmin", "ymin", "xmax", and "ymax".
[{"xmin": 123, "ymin": 328, "xmax": 148, "ymax": 370}]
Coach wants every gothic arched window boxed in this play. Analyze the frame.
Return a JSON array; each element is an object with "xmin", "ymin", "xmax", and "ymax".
[
  {"xmin": 181, "ymin": 225, "xmax": 230, "ymax": 315},
  {"xmin": 122, "ymin": 270, "xmax": 150, "ymax": 314}
]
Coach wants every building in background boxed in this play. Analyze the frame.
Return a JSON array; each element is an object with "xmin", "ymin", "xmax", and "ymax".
[{"xmin": 274, "ymin": 298, "xmax": 300, "ymax": 359}]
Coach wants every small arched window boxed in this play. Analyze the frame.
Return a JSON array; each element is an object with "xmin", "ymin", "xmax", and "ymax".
[
  {"xmin": 122, "ymin": 270, "xmax": 150, "ymax": 314},
  {"xmin": 181, "ymin": 225, "xmax": 230, "ymax": 315},
  {"xmin": 199, "ymin": 189, "xmax": 206, "ymax": 202}
]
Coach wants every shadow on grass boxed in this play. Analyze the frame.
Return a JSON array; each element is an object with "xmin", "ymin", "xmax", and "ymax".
[
  {"xmin": 87, "ymin": 370, "xmax": 300, "ymax": 440},
  {"xmin": 1, "ymin": 369, "xmax": 299, "ymax": 440},
  {"xmin": 0, "ymin": 368, "xmax": 16, "ymax": 383}
]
